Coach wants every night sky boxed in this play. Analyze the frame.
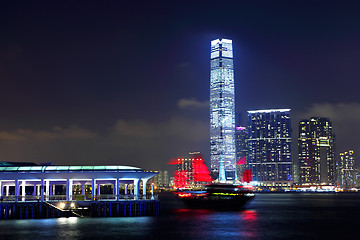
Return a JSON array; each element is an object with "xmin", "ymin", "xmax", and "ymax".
[{"xmin": 1, "ymin": 1, "xmax": 360, "ymax": 170}]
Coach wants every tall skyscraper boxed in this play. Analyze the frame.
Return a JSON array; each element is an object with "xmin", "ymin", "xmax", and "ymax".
[
  {"xmin": 235, "ymin": 126, "xmax": 248, "ymax": 180},
  {"xmin": 247, "ymin": 109, "xmax": 292, "ymax": 188},
  {"xmin": 151, "ymin": 170, "xmax": 170, "ymax": 189},
  {"xmin": 210, "ymin": 38, "xmax": 236, "ymax": 181},
  {"xmin": 338, "ymin": 151, "xmax": 355, "ymax": 188},
  {"xmin": 298, "ymin": 117, "xmax": 336, "ymax": 185}
]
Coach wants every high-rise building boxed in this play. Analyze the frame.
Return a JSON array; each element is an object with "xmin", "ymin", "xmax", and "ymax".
[
  {"xmin": 170, "ymin": 152, "xmax": 212, "ymax": 189},
  {"xmin": 247, "ymin": 109, "xmax": 292, "ymax": 188},
  {"xmin": 210, "ymin": 38, "xmax": 236, "ymax": 182},
  {"xmin": 339, "ymin": 151, "xmax": 355, "ymax": 188},
  {"xmin": 298, "ymin": 117, "xmax": 336, "ymax": 185},
  {"xmin": 151, "ymin": 170, "xmax": 170, "ymax": 189},
  {"xmin": 235, "ymin": 126, "xmax": 248, "ymax": 180}
]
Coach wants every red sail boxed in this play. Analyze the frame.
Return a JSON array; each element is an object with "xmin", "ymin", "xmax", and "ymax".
[
  {"xmin": 243, "ymin": 169, "xmax": 253, "ymax": 183},
  {"xmin": 173, "ymin": 170, "xmax": 189, "ymax": 189},
  {"xmin": 192, "ymin": 158, "xmax": 213, "ymax": 182},
  {"xmin": 237, "ymin": 156, "xmax": 246, "ymax": 165},
  {"xmin": 169, "ymin": 155, "xmax": 212, "ymax": 188}
]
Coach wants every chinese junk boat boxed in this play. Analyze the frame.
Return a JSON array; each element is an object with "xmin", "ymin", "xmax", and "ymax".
[
  {"xmin": 176, "ymin": 183, "xmax": 254, "ymax": 210},
  {"xmin": 170, "ymin": 155, "xmax": 254, "ymax": 210}
]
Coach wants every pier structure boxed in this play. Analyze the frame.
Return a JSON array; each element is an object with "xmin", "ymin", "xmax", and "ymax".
[{"xmin": 0, "ymin": 165, "xmax": 159, "ymax": 219}]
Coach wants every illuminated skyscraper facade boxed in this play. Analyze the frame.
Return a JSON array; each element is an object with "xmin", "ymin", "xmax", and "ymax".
[
  {"xmin": 339, "ymin": 151, "xmax": 355, "ymax": 188},
  {"xmin": 151, "ymin": 170, "xmax": 170, "ymax": 189},
  {"xmin": 298, "ymin": 117, "xmax": 336, "ymax": 185},
  {"xmin": 247, "ymin": 109, "xmax": 292, "ymax": 187},
  {"xmin": 210, "ymin": 38, "xmax": 236, "ymax": 181},
  {"xmin": 235, "ymin": 126, "xmax": 248, "ymax": 180}
]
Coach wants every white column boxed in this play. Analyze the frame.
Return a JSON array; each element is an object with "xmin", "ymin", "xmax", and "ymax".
[
  {"xmin": 81, "ymin": 183, "xmax": 85, "ymax": 196},
  {"xmin": 21, "ymin": 180, "xmax": 26, "ymax": 201},
  {"xmin": 125, "ymin": 184, "xmax": 128, "ymax": 195},
  {"xmin": 66, "ymin": 179, "xmax": 70, "ymax": 201},
  {"xmin": 69, "ymin": 179, "xmax": 73, "ymax": 201},
  {"xmin": 6, "ymin": 185, "xmax": 9, "ymax": 196},
  {"xmin": 40, "ymin": 179, "xmax": 44, "ymax": 202},
  {"xmin": 91, "ymin": 179, "xmax": 96, "ymax": 201},
  {"xmin": 142, "ymin": 179, "xmax": 148, "ymax": 197},
  {"xmin": 49, "ymin": 182, "xmax": 53, "ymax": 196},
  {"xmin": 32, "ymin": 184, "xmax": 36, "ymax": 196},
  {"xmin": 15, "ymin": 179, "xmax": 19, "ymax": 202},
  {"xmin": 151, "ymin": 183, "xmax": 154, "ymax": 199},
  {"xmin": 134, "ymin": 179, "xmax": 140, "ymax": 200},
  {"xmin": 97, "ymin": 183, "xmax": 101, "ymax": 196},
  {"xmin": 45, "ymin": 180, "xmax": 49, "ymax": 201},
  {"xmin": 115, "ymin": 178, "xmax": 119, "ymax": 201}
]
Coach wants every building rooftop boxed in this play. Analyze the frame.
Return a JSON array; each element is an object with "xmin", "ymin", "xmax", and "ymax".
[
  {"xmin": 247, "ymin": 109, "xmax": 291, "ymax": 114},
  {"xmin": 0, "ymin": 165, "xmax": 143, "ymax": 172}
]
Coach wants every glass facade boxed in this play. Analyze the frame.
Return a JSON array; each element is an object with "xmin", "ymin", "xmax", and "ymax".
[
  {"xmin": 339, "ymin": 151, "xmax": 355, "ymax": 188},
  {"xmin": 247, "ymin": 109, "xmax": 292, "ymax": 183},
  {"xmin": 298, "ymin": 117, "xmax": 336, "ymax": 185},
  {"xmin": 210, "ymin": 39, "xmax": 236, "ymax": 181},
  {"xmin": 235, "ymin": 126, "xmax": 248, "ymax": 180}
]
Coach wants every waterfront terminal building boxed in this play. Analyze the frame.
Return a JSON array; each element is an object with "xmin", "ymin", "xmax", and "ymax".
[{"xmin": 0, "ymin": 162, "xmax": 159, "ymax": 219}]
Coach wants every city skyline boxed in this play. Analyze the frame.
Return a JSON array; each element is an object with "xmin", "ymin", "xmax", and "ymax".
[{"xmin": 1, "ymin": 1, "xmax": 360, "ymax": 170}]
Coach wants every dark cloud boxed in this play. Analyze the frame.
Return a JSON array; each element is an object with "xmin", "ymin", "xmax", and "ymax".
[
  {"xmin": 177, "ymin": 98, "xmax": 209, "ymax": 109},
  {"xmin": 0, "ymin": 102, "xmax": 209, "ymax": 170},
  {"xmin": 0, "ymin": 125, "xmax": 96, "ymax": 141}
]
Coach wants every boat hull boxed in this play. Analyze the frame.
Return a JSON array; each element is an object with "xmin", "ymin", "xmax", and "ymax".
[{"xmin": 179, "ymin": 192, "xmax": 254, "ymax": 210}]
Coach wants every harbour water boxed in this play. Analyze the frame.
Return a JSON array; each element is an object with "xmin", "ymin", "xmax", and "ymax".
[{"xmin": 0, "ymin": 192, "xmax": 359, "ymax": 240}]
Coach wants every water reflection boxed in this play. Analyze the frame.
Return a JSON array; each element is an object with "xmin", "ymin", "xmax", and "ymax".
[
  {"xmin": 3, "ymin": 193, "xmax": 360, "ymax": 240},
  {"xmin": 165, "ymin": 208, "xmax": 259, "ymax": 240},
  {"xmin": 1, "ymin": 217, "xmax": 155, "ymax": 240},
  {"xmin": 242, "ymin": 210, "xmax": 257, "ymax": 221},
  {"xmin": 57, "ymin": 216, "xmax": 78, "ymax": 224}
]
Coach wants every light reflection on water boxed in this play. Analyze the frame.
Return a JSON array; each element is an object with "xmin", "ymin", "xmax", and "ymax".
[
  {"xmin": 152, "ymin": 207, "xmax": 259, "ymax": 240},
  {"xmin": 1, "ymin": 216, "xmax": 155, "ymax": 240},
  {"xmin": 1, "ymin": 193, "xmax": 360, "ymax": 240}
]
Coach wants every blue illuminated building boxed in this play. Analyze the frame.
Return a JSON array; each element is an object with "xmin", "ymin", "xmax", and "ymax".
[
  {"xmin": 247, "ymin": 109, "xmax": 292, "ymax": 188},
  {"xmin": 0, "ymin": 164, "xmax": 157, "ymax": 201},
  {"xmin": 0, "ymin": 163, "xmax": 159, "ymax": 218},
  {"xmin": 210, "ymin": 38, "xmax": 236, "ymax": 181}
]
